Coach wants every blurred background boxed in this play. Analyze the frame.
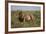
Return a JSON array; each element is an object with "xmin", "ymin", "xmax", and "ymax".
[{"xmin": 11, "ymin": 6, "xmax": 41, "ymax": 28}]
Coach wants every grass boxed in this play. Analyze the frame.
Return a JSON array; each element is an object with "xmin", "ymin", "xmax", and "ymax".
[{"xmin": 11, "ymin": 10, "xmax": 41, "ymax": 28}]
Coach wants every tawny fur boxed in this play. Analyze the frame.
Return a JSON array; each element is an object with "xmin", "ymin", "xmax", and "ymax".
[{"xmin": 19, "ymin": 12, "xmax": 35, "ymax": 23}]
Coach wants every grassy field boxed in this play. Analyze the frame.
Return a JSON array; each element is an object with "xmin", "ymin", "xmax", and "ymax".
[{"xmin": 11, "ymin": 10, "xmax": 41, "ymax": 28}]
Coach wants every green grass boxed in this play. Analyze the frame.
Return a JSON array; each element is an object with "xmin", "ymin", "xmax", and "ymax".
[{"xmin": 11, "ymin": 10, "xmax": 41, "ymax": 28}]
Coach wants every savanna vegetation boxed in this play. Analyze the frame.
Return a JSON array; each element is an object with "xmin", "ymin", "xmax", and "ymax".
[{"xmin": 11, "ymin": 10, "xmax": 41, "ymax": 28}]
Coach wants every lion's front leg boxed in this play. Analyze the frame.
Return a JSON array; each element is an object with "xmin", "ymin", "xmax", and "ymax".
[{"xmin": 23, "ymin": 17, "xmax": 25, "ymax": 22}]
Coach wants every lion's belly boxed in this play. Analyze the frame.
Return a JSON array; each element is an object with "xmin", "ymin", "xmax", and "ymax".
[{"xmin": 25, "ymin": 16, "xmax": 31, "ymax": 21}]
